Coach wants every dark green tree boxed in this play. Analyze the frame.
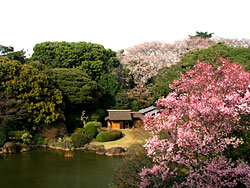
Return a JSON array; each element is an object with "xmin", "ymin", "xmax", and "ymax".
[
  {"xmin": 47, "ymin": 68, "xmax": 103, "ymax": 109},
  {"xmin": 189, "ymin": 31, "xmax": 214, "ymax": 39},
  {"xmin": 46, "ymin": 68, "xmax": 104, "ymax": 131},
  {"xmin": 0, "ymin": 93, "xmax": 27, "ymax": 128},
  {"xmin": 113, "ymin": 91, "xmax": 131, "ymax": 109},
  {"xmin": 0, "ymin": 57, "xmax": 65, "ymax": 131},
  {"xmin": 98, "ymin": 73, "xmax": 121, "ymax": 97},
  {"xmin": 0, "ymin": 45, "xmax": 26, "ymax": 63},
  {"xmin": 26, "ymin": 60, "xmax": 47, "ymax": 71},
  {"xmin": 31, "ymin": 41, "xmax": 119, "ymax": 81}
]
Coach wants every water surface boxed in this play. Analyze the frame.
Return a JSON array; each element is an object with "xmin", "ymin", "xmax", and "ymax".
[{"xmin": 0, "ymin": 148, "xmax": 122, "ymax": 188}]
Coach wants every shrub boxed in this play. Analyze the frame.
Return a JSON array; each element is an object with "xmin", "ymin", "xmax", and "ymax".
[
  {"xmin": 33, "ymin": 136, "xmax": 45, "ymax": 145},
  {"xmin": 8, "ymin": 130, "xmax": 24, "ymax": 140},
  {"xmin": 96, "ymin": 130, "xmax": 122, "ymax": 142},
  {"xmin": 84, "ymin": 121, "xmax": 102, "ymax": 130},
  {"xmin": 83, "ymin": 121, "xmax": 102, "ymax": 139},
  {"xmin": 70, "ymin": 133, "xmax": 88, "ymax": 148},
  {"xmin": 21, "ymin": 131, "xmax": 32, "ymax": 144},
  {"xmin": 74, "ymin": 128, "xmax": 83, "ymax": 134}
]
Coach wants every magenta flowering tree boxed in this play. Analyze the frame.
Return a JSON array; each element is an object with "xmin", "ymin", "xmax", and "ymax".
[{"xmin": 139, "ymin": 59, "xmax": 250, "ymax": 188}]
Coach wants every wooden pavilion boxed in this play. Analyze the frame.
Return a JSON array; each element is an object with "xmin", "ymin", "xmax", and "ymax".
[{"xmin": 104, "ymin": 106, "xmax": 158, "ymax": 130}]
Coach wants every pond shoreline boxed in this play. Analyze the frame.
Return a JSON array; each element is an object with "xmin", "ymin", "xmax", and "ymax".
[
  {"xmin": 0, "ymin": 142, "xmax": 127, "ymax": 157},
  {"xmin": 0, "ymin": 128, "xmax": 148, "ymax": 157}
]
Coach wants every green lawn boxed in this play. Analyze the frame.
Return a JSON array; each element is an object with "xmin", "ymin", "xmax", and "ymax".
[{"xmin": 90, "ymin": 128, "xmax": 150, "ymax": 149}]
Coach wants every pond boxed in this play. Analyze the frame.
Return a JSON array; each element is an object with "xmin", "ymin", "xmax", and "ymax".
[{"xmin": 0, "ymin": 148, "xmax": 122, "ymax": 188}]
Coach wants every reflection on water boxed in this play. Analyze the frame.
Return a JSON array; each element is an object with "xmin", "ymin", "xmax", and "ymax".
[{"xmin": 0, "ymin": 148, "xmax": 122, "ymax": 188}]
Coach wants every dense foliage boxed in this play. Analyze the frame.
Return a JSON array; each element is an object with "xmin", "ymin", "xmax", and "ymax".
[
  {"xmin": 0, "ymin": 93, "xmax": 27, "ymax": 129},
  {"xmin": 96, "ymin": 130, "xmax": 122, "ymax": 142},
  {"xmin": 0, "ymin": 57, "xmax": 64, "ymax": 131},
  {"xmin": 0, "ymin": 45, "xmax": 26, "ymax": 64},
  {"xmin": 83, "ymin": 121, "xmax": 102, "ymax": 139},
  {"xmin": 46, "ymin": 68, "xmax": 104, "ymax": 131},
  {"xmin": 0, "ymin": 128, "xmax": 7, "ymax": 146},
  {"xmin": 98, "ymin": 73, "xmax": 121, "ymax": 97},
  {"xmin": 117, "ymin": 38, "xmax": 215, "ymax": 87},
  {"xmin": 32, "ymin": 41, "xmax": 119, "ymax": 81},
  {"xmin": 8, "ymin": 130, "xmax": 24, "ymax": 140},
  {"xmin": 1, "ymin": 36, "xmax": 250, "ymax": 151},
  {"xmin": 140, "ymin": 59, "xmax": 250, "ymax": 187},
  {"xmin": 31, "ymin": 41, "xmax": 132, "ymax": 131},
  {"xmin": 70, "ymin": 133, "xmax": 88, "ymax": 148},
  {"xmin": 188, "ymin": 31, "xmax": 214, "ymax": 39},
  {"xmin": 47, "ymin": 68, "xmax": 103, "ymax": 109},
  {"xmin": 151, "ymin": 42, "xmax": 250, "ymax": 100},
  {"xmin": 111, "ymin": 144, "xmax": 153, "ymax": 188}
]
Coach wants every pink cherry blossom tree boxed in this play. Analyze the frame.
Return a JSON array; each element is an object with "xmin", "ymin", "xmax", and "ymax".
[
  {"xmin": 139, "ymin": 59, "xmax": 250, "ymax": 188},
  {"xmin": 117, "ymin": 38, "xmax": 215, "ymax": 87},
  {"xmin": 118, "ymin": 37, "xmax": 250, "ymax": 88}
]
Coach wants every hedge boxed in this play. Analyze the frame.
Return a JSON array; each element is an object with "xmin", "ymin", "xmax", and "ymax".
[{"xmin": 96, "ymin": 130, "xmax": 122, "ymax": 142}]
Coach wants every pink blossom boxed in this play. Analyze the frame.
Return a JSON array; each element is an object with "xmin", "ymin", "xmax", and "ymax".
[
  {"xmin": 117, "ymin": 38, "xmax": 250, "ymax": 87},
  {"xmin": 139, "ymin": 59, "xmax": 250, "ymax": 187}
]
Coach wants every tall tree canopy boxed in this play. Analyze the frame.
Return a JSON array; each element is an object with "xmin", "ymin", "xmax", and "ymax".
[{"xmin": 31, "ymin": 41, "xmax": 119, "ymax": 80}]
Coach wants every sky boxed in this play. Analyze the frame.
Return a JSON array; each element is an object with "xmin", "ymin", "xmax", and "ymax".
[{"xmin": 1, "ymin": 0, "xmax": 250, "ymax": 56}]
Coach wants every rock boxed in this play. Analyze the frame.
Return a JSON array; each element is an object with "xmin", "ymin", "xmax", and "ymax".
[
  {"xmin": 96, "ymin": 148, "xmax": 106, "ymax": 155},
  {"xmin": 19, "ymin": 145, "xmax": 31, "ymax": 152},
  {"xmin": 96, "ymin": 145, "xmax": 104, "ymax": 150},
  {"xmin": 95, "ymin": 145, "xmax": 106, "ymax": 155},
  {"xmin": 83, "ymin": 143, "xmax": 89, "ymax": 150},
  {"xmin": 88, "ymin": 144, "xmax": 97, "ymax": 151},
  {"xmin": 63, "ymin": 141, "xmax": 73, "ymax": 150},
  {"xmin": 89, "ymin": 144, "xmax": 104, "ymax": 151},
  {"xmin": 105, "ymin": 147, "xmax": 125, "ymax": 156},
  {"xmin": 3, "ymin": 142, "xmax": 18, "ymax": 154},
  {"xmin": 37, "ymin": 121, "xmax": 67, "ymax": 138}
]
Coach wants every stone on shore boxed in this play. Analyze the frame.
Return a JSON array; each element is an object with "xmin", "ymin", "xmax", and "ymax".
[
  {"xmin": 95, "ymin": 145, "xmax": 106, "ymax": 155},
  {"xmin": 3, "ymin": 142, "xmax": 18, "ymax": 154},
  {"xmin": 105, "ymin": 147, "xmax": 125, "ymax": 156}
]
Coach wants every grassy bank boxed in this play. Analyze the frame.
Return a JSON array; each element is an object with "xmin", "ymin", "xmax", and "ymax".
[{"xmin": 90, "ymin": 128, "xmax": 150, "ymax": 149}]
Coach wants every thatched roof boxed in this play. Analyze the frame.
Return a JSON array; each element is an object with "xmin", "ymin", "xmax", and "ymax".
[{"xmin": 105, "ymin": 110, "xmax": 132, "ymax": 121}]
